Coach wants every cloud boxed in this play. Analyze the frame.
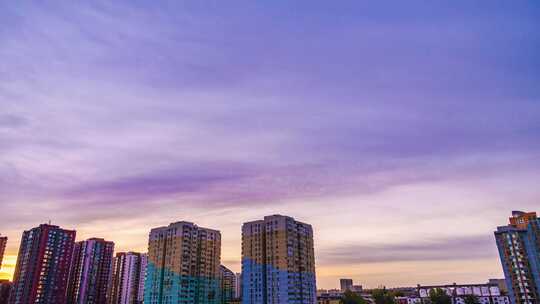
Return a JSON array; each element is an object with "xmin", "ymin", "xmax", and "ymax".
[
  {"xmin": 0, "ymin": 114, "xmax": 27, "ymax": 129},
  {"xmin": 0, "ymin": 0, "xmax": 539, "ymax": 286},
  {"xmin": 319, "ymin": 235, "xmax": 498, "ymax": 265}
]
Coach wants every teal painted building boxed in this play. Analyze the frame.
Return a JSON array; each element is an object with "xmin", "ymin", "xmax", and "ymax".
[{"xmin": 144, "ymin": 221, "xmax": 221, "ymax": 304}]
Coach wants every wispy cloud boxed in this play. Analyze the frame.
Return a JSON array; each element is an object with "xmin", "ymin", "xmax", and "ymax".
[
  {"xmin": 0, "ymin": 0, "xmax": 539, "ymax": 286},
  {"xmin": 319, "ymin": 235, "xmax": 498, "ymax": 265}
]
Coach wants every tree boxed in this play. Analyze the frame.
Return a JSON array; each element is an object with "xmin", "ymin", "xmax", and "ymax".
[
  {"xmin": 341, "ymin": 290, "xmax": 367, "ymax": 304},
  {"xmin": 463, "ymin": 294, "xmax": 480, "ymax": 304},
  {"xmin": 372, "ymin": 288, "xmax": 395, "ymax": 304},
  {"xmin": 429, "ymin": 288, "xmax": 451, "ymax": 304}
]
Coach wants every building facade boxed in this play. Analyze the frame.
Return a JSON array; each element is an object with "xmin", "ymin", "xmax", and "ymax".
[
  {"xmin": 0, "ymin": 280, "xmax": 12, "ymax": 304},
  {"xmin": 234, "ymin": 273, "xmax": 242, "ymax": 300},
  {"xmin": 109, "ymin": 252, "xmax": 147, "ymax": 304},
  {"xmin": 495, "ymin": 211, "xmax": 540, "ymax": 304},
  {"xmin": 488, "ymin": 279, "xmax": 508, "ymax": 295},
  {"xmin": 0, "ymin": 235, "xmax": 6, "ymax": 270},
  {"xmin": 220, "ymin": 265, "xmax": 236, "ymax": 304},
  {"xmin": 340, "ymin": 279, "xmax": 353, "ymax": 292},
  {"xmin": 67, "ymin": 238, "xmax": 114, "ymax": 304},
  {"xmin": 144, "ymin": 221, "xmax": 221, "ymax": 304},
  {"xmin": 9, "ymin": 224, "xmax": 76, "ymax": 304},
  {"xmin": 242, "ymin": 214, "xmax": 316, "ymax": 304},
  {"xmin": 417, "ymin": 283, "xmax": 510, "ymax": 304}
]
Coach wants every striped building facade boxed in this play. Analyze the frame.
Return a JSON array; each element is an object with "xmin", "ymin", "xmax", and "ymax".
[
  {"xmin": 67, "ymin": 238, "xmax": 115, "ymax": 304},
  {"xmin": 109, "ymin": 252, "xmax": 147, "ymax": 304},
  {"xmin": 242, "ymin": 215, "xmax": 316, "ymax": 304},
  {"xmin": 9, "ymin": 224, "xmax": 76, "ymax": 304},
  {"xmin": 144, "ymin": 221, "xmax": 221, "ymax": 304}
]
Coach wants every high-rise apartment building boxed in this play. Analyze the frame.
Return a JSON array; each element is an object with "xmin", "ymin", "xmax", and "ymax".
[
  {"xmin": 144, "ymin": 221, "xmax": 221, "ymax": 304},
  {"xmin": 9, "ymin": 224, "xmax": 76, "ymax": 304},
  {"xmin": 109, "ymin": 252, "xmax": 147, "ymax": 304},
  {"xmin": 220, "ymin": 265, "xmax": 236, "ymax": 304},
  {"xmin": 234, "ymin": 273, "xmax": 242, "ymax": 299},
  {"xmin": 67, "ymin": 238, "xmax": 114, "ymax": 304},
  {"xmin": 242, "ymin": 215, "xmax": 316, "ymax": 304},
  {"xmin": 138, "ymin": 254, "xmax": 147, "ymax": 304},
  {"xmin": 0, "ymin": 280, "xmax": 13, "ymax": 304},
  {"xmin": 340, "ymin": 279, "xmax": 353, "ymax": 292},
  {"xmin": 495, "ymin": 211, "xmax": 540, "ymax": 304},
  {"xmin": 0, "ymin": 235, "xmax": 6, "ymax": 270}
]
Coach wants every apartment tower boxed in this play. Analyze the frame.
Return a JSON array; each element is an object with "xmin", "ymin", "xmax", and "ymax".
[
  {"xmin": 242, "ymin": 215, "xmax": 316, "ymax": 304},
  {"xmin": 495, "ymin": 211, "xmax": 540, "ymax": 304},
  {"xmin": 234, "ymin": 273, "xmax": 242, "ymax": 299},
  {"xmin": 340, "ymin": 279, "xmax": 353, "ymax": 292},
  {"xmin": 144, "ymin": 221, "xmax": 221, "ymax": 304},
  {"xmin": 67, "ymin": 238, "xmax": 115, "ymax": 304},
  {"xmin": 9, "ymin": 224, "xmax": 76, "ymax": 304},
  {"xmin": 220, "ymin": 265, "xmax": 236, "ymax": 304},
  {"xmin": 109, "ymin": 252, "xmax": 148, "ymax": 304}
]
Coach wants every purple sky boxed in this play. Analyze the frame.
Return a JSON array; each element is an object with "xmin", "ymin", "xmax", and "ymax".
[{"xmin": 1, "ymin": 1, "xmax": 540, "ymax": 288}]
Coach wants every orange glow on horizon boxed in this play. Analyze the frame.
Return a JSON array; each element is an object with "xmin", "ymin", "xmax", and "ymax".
[{"xmin": 0, "ymin": 255, "xmax": 16, "ymax": 281}]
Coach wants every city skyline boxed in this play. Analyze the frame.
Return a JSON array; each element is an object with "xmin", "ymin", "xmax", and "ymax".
[
  {"xmin": 0, "ymin": 212, "xmax": 526, "ymax": 290},
  {"xmin": 1, "ymin": 1, "xmax": 540, "ymax": 291}
]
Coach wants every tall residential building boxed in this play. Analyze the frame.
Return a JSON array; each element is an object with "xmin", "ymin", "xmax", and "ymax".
[
  {"xmin": 144, "ymin": 221, "xmax": 221, "ymax": 304},
  {"xmin": 234, "ymin": 273, "xmax": 242, "ymax": 299},
  {"xmin": 109, "ymin": 252, "xmax": 147, "ymax": 304},
  {"xmin": 0, "ymin": 235, "xmax": 6, "ymax": 270},
  {"xmin": 9, "ymin": 224, "xmax": 76, "ymax": 304},
  {"xmin": 242, "ymin": 214, "xmax": 316, "ymax": 304},
  {"xmin": 0, "ymin": 280, "xmax": 13, "ymax": 304},
  {"xmin": 340, "ymin": 279, "xmax": 353, "ymax": 292},
  {"xmin": 495, "ymin": 211, "xmax": 540, "ymax": 304},
  {"xmin": 220, "ymin": 265, "xmax": 236, "ymax": 304},
  {"xmin": 67, "ymin": 238, "xmax": 115, "ymax": 304}
]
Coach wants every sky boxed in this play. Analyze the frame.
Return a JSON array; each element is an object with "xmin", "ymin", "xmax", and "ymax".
[{"xmin": 1, "ymin": 1, "xmax": 539, "ymax": 288}]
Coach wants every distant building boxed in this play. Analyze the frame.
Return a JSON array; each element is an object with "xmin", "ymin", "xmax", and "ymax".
[
  {"xmin": 317, "ymin": 289, "xmax": 370, "ymax": 304},
  {"xmin": 234, "ymin": 273, "xmax": 242, "ymax": 299},
  {"xmin": 67, "ymin": 238, "xmax": 114, "ymax": 304},
  {"xmin": 220, "ymin": 265, "xmax": 235, "ymax": 304},
  {"xmin": 417, "ymin": 283, "xmax": 509, "ymax": 304},
  {"xmin": 488, "ymin": 279, "xmax": 508, "ymax": 295},
  {"xmin": 495, "ymin": 211, "xmax": 540, "ymax": 304},
  {"xmin": 387, "ymin": 287, "xmax": 417, "ymax": 297},
  {"xmin": 395, "ymin": 297, "xmax": 421, "ymax": 304},
  {"xmin": 317, "ymin": 293, "xmax": 341, "ymax": 304},
  {"xmin": 351, "ymin": 285, "xmax": 363, "ymax": 292},
  {"xmin": 109, "ymin": 252, "xmax": 147, "ymax": 304},
  {"xmin": 0, "ymin": 280, "xmax": 12, "ymax": 304},
  {"xmin": 242, "ymin": 214, "xmax": 316, "ymax": 304},
  {"xmin": 340, "ymin": 279, "xmax": 353, "ymax": 291},
  {"xmin": 317, "ymin": 289, "xmax": 343, "ymax": 297},
  {"xmin": 9, "ymin": 224, "xmax": 76, "ymax": 304},
  {"xmin": 144, "ymin": 221, "xmax": 221, "ymax": 304},
  {"xmin": 0, "ymin": 235, "xmax": 6, "ymax": 270}
]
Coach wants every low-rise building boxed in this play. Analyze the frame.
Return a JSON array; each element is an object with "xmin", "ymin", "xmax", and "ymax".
[
  {"xmin": 417, "ymin": 283, "xmax": 510, "ymax": 304},
  {"xmin": 317, "ymin": 293, "xmax": 341, "ymax": 304}
]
